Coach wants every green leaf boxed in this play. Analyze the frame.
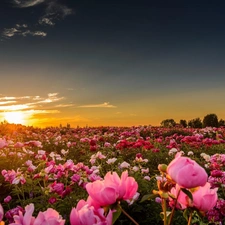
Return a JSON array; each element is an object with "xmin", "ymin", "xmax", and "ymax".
[
  {"xmin": 112, "ymin": 205, "xmax": 122, "ymax": 224},
  {"xmin": 183, "ymin": 208, "xmax": 189, "ymax": 222},
  {"xmin": 140, "ymin": 194, "xmax": 156, "ymax": 203},
  {"xmin": 160, "ymin": 211, "xmax": 171, "ymax": 221},
  {"xmin": 181, "ymin": 188, "xmax": 193, "ymax": 201}
]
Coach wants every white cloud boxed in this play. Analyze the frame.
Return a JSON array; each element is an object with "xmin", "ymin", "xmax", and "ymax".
[
  {"xmin": 27, "ymin": 109, "xmax": 60, "ymax": 114},
  {"xmin": 33, "ymin": 31, "xmax": 47, "ymax": 37},
  {"xmin": 2, "ymin": 28, "xmax": 19, "ymax": 37},
  {"xmin": 21, "ymin": 30, "xmax": 47, "ymax": 37},
  {"xmin": 0, "ymin": 101, "xmax": 17, "ymax": 105},
  {"xmin": 16, "ymin": 24, "xmax": 28, "ymax": 28},
  {"xmin": 45, "ymin": 2, "xmax": 73, "ymax": 18},
  {"xmin": 0, "ymin": 93, "xmax": 66, "ymax": 112},
  {"xmin": 2, "ymin": 24, "xmax": 47, "ymax": 38},
  {"xmin": 13, "ymin": 0, "xmax": 46, "ymax": 8},
  {"xmin": 0, "ymin": 104, "xmax": 30, "ymax": 111},
  {"xmin": 55, "ymin": 104, "xmax": 74, "ymax": 108},
  {"xmin": 78, "ymin": 102, "xmax": 117, "ymax": 108},
  {"xmin": 48, "ymin": 93, "xmax": 58, "ymax": 97},
  {"xmin": 3, "ymin": 1, "xmax": 74, "ymax": 39},
  {"xmin": 38, "ymin": 1, "xmax": 74, "ymax": 28},
  {"xmin": 38, "ymin": 18, "xmax": 55, "ymax": 26}
]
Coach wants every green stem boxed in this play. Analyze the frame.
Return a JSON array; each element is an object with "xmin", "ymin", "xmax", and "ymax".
[
  {"xmin": 117, "ymin": 204, "xmax": 139, "ymax": 225},
  {"xmin": 168, "ymin": 189, "xmax": 181, "ymax": 225},
  {"xmin": 187, "ymin": 210, "xmax": 193, "ymax": 225},
  {"xmin": 162, "ymin": 198, "xmax": 167, "ymax": 225}
]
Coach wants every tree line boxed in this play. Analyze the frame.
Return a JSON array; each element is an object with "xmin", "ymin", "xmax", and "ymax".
[{"xmin": 161, "ymin": 113, "xmax": 225, "ymax": 128}]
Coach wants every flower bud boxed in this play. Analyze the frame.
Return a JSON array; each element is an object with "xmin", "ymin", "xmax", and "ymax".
[{"xmin": 158, "ymin": 164, "xmax": 167, "ymax": 172}]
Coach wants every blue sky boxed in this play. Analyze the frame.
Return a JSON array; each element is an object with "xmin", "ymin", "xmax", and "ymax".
[{"xmin": 0, "ymin": 0, "xmax": 225, "ymax": 127}]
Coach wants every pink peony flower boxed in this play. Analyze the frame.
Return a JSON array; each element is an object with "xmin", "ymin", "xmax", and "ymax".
[
  {"xmin": 86, "ymin": 171, "xmax": 138, "ymax": 206},
  {"xmin": 192, "ymin": 182, "xmax": 218, "ymax": 212},
  {"xmin": 170, "ymin": 182, "xmax": 218, "ymax": 212},
  {"xmin": 9, "ymin": 204, "xmax": 65, "ymax": 225},
  {"xmin": 167, "ymin": 153, "xmax": 208, "ymax": 188},
  {"xmin": 169, "ymin": 184, "xmax": 189, "ymax": 209},
  {"xmin": 14, "ymin": 142, "xmax": 24, "ymax": 148},
  {"xmin": 33, "ymin": 208, "xmax": 65, "ymax": 225},
  {"xmin": 0, "ymin": 204, "xmax": 3, "ymax": 221},
  {"xmin": 9, "ymin": 203, "xmax": 35, "ymax": 225},
  {"xmin": 70, "ymin": 199, "xmax": 113, "ymax": 225},
  {"xmin": 4, "ymin": 195, "xmax": 12, "ymax": 203},
  {"xmin": 0, "ymin": 138, "xmax": 7, "ymax": 149}
]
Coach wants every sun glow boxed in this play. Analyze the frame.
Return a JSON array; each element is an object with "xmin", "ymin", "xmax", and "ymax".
[{"xmin": 3, "ymin": 111, "xmax": 26, "ymax": 125}]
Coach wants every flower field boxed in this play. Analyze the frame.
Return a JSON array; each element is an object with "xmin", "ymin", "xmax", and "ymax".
[{"xmin": 0, "ymin": 123, "xmax": 225, "ymax": 224}]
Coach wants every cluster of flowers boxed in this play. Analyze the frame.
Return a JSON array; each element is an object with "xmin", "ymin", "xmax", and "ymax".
[
  {"xmin": 204, "ymin": 153, "xmax": 225, "ymax": 223},
  {"xmin": 0, "ymin": 124, "xmax": 224, "ymax": 224},
  {"xmin": 0, "ymin": 170, "xmax": 138, "ymax": 225},
  {"xmin": 154, "ymin": 152, "xmax": 218, "ymax": 225}
]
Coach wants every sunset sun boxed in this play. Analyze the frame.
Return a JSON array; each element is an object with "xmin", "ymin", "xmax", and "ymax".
[{"xmin": 3, "ymin": 111, "xmax": 26, "ymax": 125}]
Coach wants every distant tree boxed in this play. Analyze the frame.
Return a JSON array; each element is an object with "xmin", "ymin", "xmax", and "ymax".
[
  {"xmin": 160, "ymin": 119, "xmax": 176, "ymax": 128},
  {"xmin": 188, "ymin": 118, "xmax": 202, "ymax": 128},
  {"xmin": 219, "ymin": 119, "xmax": 225, "ymax": 127},
  {"xmin": 203, "ymin": 113, "xmax": 219, "ymax": 128},
  {"xmin": 179, "ymin": 119, "xmax": 187, "ymax": 128}
]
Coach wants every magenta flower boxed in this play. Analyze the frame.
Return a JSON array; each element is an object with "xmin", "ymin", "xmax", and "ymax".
[
  {"xmin": 70, "ymin": 199, "xmax": 113, "ymax": 225},
  {"xmin": 192, "ymin": 182, "xmax": 218, "ymax": 212},
  {"xmin": 4, "ymin": 195, "xmax": 12, "ymax": 203},
  {"xmin": 9, "ymin": 204, "xmax": 35, "ymax": 225},
  {"xmin": 0, "ymin": 138, "xmax": 7, "ymax": 149},
  {"xmin": 167, "ymin": 153, "xmax": 208, "ymax": 188},
  {"xmin": 9, "ymin": 204, "xmax": 65, "ymax": 225},
  {"xmin": 48, "ymin": 197, "xmax": 57, "ymax": 204},
  {"xmin": 33, "ymin": 208, "xmax": 65, "ymax": 225},
  {"xmin": 86, "ymin": 171, "xmax": 138, "ymax": 206},
  {"xmin": 50, "ymin": 182, "xmax": 64, "ymax": 195},
  {"xmin": 0, "ymin": 204, "xmax": 3, "ymax": 221}
]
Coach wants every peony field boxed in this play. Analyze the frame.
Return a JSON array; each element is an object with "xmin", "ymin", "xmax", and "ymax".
[{"xmin": 0, "ymin": 123, "xmax": 225, "ymax": 225}]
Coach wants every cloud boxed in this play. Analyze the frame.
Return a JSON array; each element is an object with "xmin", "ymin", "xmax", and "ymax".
[
  {"xmin": 0, "ymin": 93, "xmax": 69, "ymax": 113},
  {"xmin": 38, "ymin": 18, "xmax": 55, "ymax": 26},
  {"xmin": 38, "ymin": 1, "xmax": 74, "ymax": 26},
  {"xmin": 22, "ymin": 30, "xmax": 47, "ymax": 37},
  {"xmin": 36, "ymin": 93, "xmax": 64, "ymax": 104},
  {"xmin": 2, "ymin": 24, "xmax": 47, "ymax": 38},
  {"xmin": 78, "ymin": 102, "xmax": 117, "ymax": 108},
  {"xmin": 0, "ymin": 101, "xmax": 17, "ymax": 105},
  {"xmin": 55, "ymin": 104, "xmax": 75, "ymax": 108},
  {"xmin": 0, "ymin": 96, "xmax": 30, "ymax": 100},
  {"xmin": 27, "ymin": 109, "xmax": 60, "ymax": 114},
  {"xmin": 13, "ymin": 0, "xmax": 46, "ymax": 8},
  {"xmin": 2, "ymin": 28, "xmax": 19, "ymax": 37},
  {"xmin": 45, "ymin": 1, "xmax": 73, "ymax": 18},
  {"xmin": 0, "ymin": 104, "xmax": 29, "ymax": 111},
  {"xmin": 2, "ymin": 0, "xmax": 74, "ymax": 39},
  {"xmin": 16, "ymin": 24, "xmax": 28, "ymax": 28}
]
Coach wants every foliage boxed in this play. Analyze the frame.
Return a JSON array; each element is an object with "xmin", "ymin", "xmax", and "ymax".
[
  {"xmin": 160, "ymin": 119, "xmax": 176, "ymax": 128},
  {"xmin": 218, "ymin": 119, "xmax": 225, "ymax": 127},
  {"xmin": 188, "ymin": 117, "xmax": 203, "ymax": 128},
  {"xmin": 179, "ymin": 119, "xmax": 187, "ymax": 128},
  {"xmin": 203, "ymin": 113, "xmax": 219, "ymax": 128},
  {"xmin": 0, "ymin": 124, "xmax": 224, "ymax": 224}
]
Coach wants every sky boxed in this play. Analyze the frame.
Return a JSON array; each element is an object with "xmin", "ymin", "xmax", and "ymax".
[{"xmin": 0, "ymin": 0, "xmax": 225, "ymax": 128}]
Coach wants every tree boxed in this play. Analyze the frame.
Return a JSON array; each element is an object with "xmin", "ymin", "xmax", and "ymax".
[
  {"xmin": 219, "ymin": 119, "xmax": 225, "ymax": 127},
  {"xmin": 203, "ymin": 113, "xmax": 219, "ymax": 128},
  {"xmin": 160, "ymin": 119, "xmax": 176, "ymax": 128},
  {"xmin": 188, "ymin": 118, "xmax": 202, "ymax": 128},
  {"xmin": 179, "ymin": 119, "xmax": 187, "ymax": 128}
]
